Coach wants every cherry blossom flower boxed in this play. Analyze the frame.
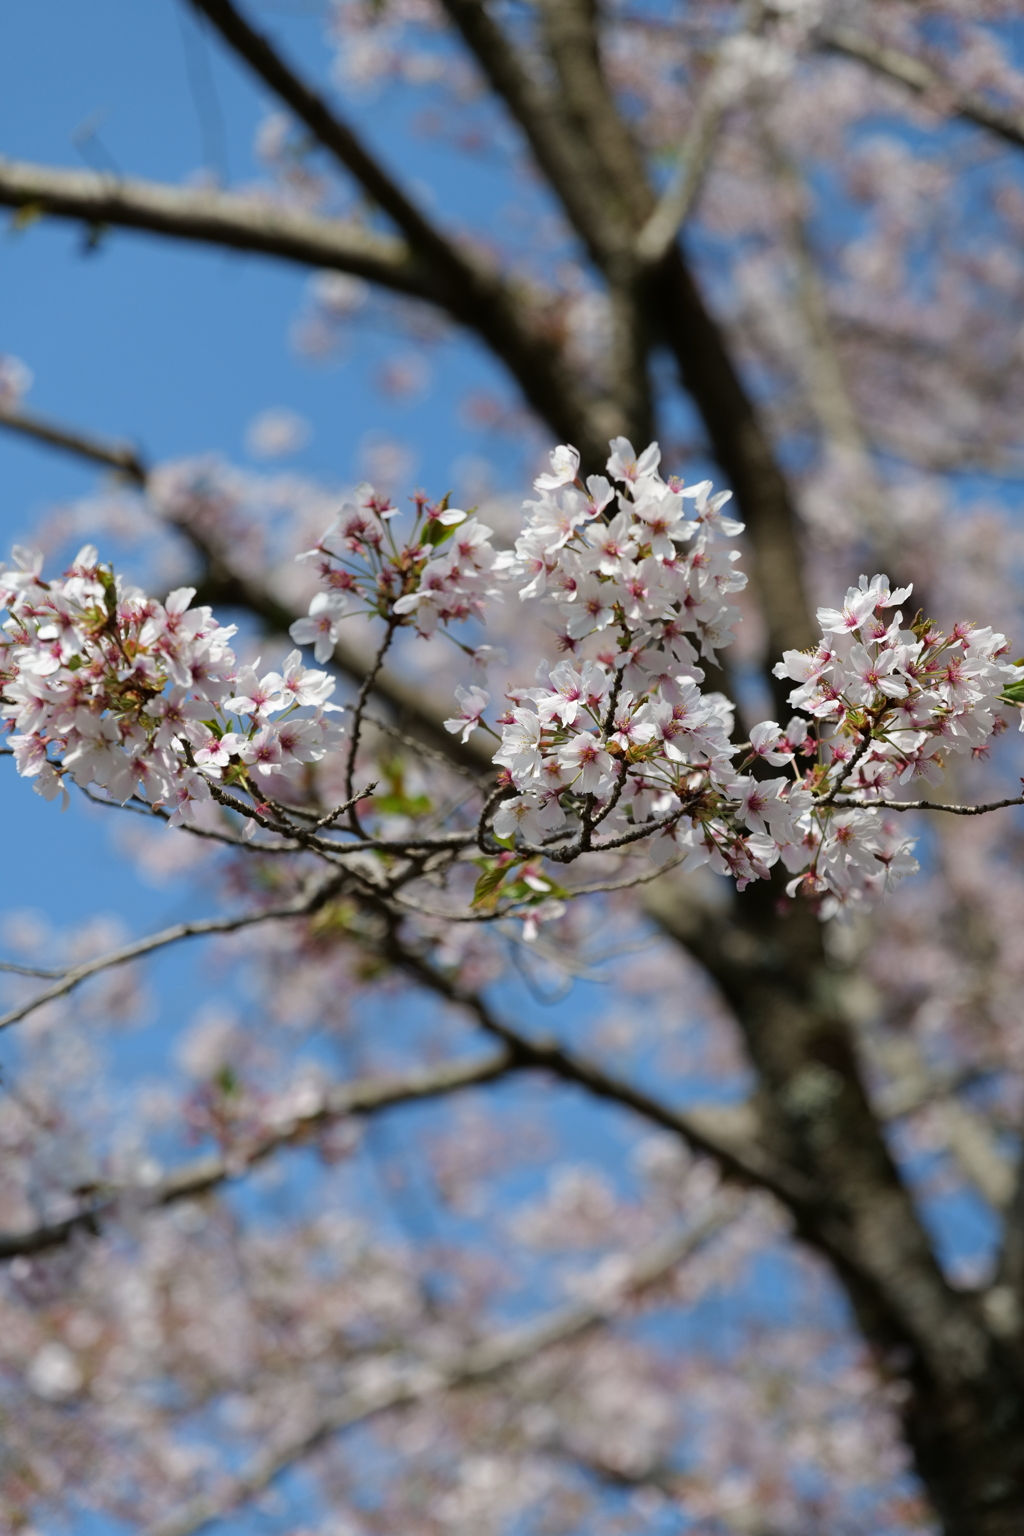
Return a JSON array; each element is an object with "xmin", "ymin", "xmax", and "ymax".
[
  {"xmin": 444, "ymin": 686, "xmax": 490, "ymax": 743},
  {"xmin": 556, "ymin": 733, "xmax": 615, "ymax": 793},
  {"xmin": 289, "ymin": 591, "xmax": 352, "ymax": 663},
  {"xmin": 493, "ymin": 793, "xmax": 565, "ymax": 844},
  {"xmin": 607, "ymin": 436, "xmax": 661, "ymax": 486},
  {"xmin": 534, "ymin": 443, "xmax": 581, "ymax": 491},
  {"xmin": 225, "ymin": 661, "xmax": 285, "ymax": 718},
  {"xmin": 260, "ymin": 651, "xmax": 340, "ymax": 711}
]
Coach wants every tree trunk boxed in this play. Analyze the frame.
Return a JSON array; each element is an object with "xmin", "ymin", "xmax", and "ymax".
[{"xmin": 648, "ymin": 877, "xmax": 1024, "ymax": 1535}]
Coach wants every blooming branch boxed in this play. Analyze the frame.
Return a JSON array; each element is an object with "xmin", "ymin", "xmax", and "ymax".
[{"xmin": 3, "ymin": 438, "xmax": 1022, "ymax": 931}]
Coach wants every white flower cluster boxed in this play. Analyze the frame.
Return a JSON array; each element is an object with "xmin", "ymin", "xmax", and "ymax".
[
  {"xmin": 775, "ymin": 579, "xmax": 1018, "ymax": 788},
  {"xmin": 291, "ymin": 481, "xmax": 505, "ymax": 659},
  {"xmin": 0, "ymin": 545, "xmax": 342, "ymax": 825},
  {"xmin": 465, "ymin": 442, "xmax": 1017, "ymax": 914},
  {"xmin": 4, "ymin": 439, "xmax": 1020, "ymax": 920},
  {"xmin": 482, "ymin": 440, "xmax": 822, "ymax": 889},
  {"xmin": 479, "ymin": 440, "xmax": 743, "ymax": 851}
]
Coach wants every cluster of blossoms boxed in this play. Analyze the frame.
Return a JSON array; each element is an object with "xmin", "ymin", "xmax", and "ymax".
[
  {"xmin": 290, "ymin": 480, "xmax": 505, "ymax": 659},
  {"xmin": 484, "ymin": 440, "xmax": 756, "ymax": 869},
  {"xmin": 0, "ymin": 545, "xmax": 343, "ymax": 827},
  {"xmin": 473, "ymin": 444, "xmax": 938, "ymax": 912},
  {"xmin": 302, "ymin": 438, "xmax": 1023, "ymax": 917},
  {"xmin": 774, "ymin": 584, "xmax": 1018, "ymax": 788},
  {"xmin": 4, "ymin": 441, "xmax": 1022, "ymax": 918}
]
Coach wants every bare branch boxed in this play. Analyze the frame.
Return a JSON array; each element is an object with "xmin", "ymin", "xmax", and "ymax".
[
  {"xmin": 532, "ymin": 0, "xmax": 652, "ymax": 435},
  {"xmin": 188, "ymin": 0, "xmax": 472, "ymax": 269},
  {"xmin": 343, "ymin": 619, "xmax": 397, "ymax": 834},
  {"xmin": 187, "ymin": 0, "xmax": 618, "ymax": 461},
  {"xmin": 994, "ymin": 1141, "xmax": 1024, "ymax": 1325},
  {"xmin": 534, "ymin": 0, "xmax": 650, "ymax": 236},
  {"xmin": 74, "ymin": 779, "xmax": 312, "ymax": 854},
  {"xmin": 837, "ymin": 794, "xmax": 1024, "ymax": 817},
  {"xmin": 0, "ymin": 157, "xmax": 426, "ymax": 295},
  {"xmin": 142, "ymin": 1211, "xmax": 736, "ymax": 1536},
  {"xmin": 635, "ymin": 24, "xmax": 754, "ymax": 266},
  {"xmin": 436, "ymin": 0, "xmax": 619, "ymax": 267},
  {"xmin": 0, "ymin": 404, "xmax": 147, "ymax": 482},
  {"xmin": 0, "ymin": 875, "xmax": 343, "ymax": 1034},
  {"xmin": 363, "ymin": 711, "xmax": 490, "ymax": 785},
  {"xmin": 757, "ymin": 124, "xmax": 892, "ymax": 559},
  {"xmin": 820, "ymin": 25, "xmax": 1024, "ymax": 154},
  {"xmin": 374, "ymin": 920, "xmax": 823, "ymax": 1216},
  {"xmin": 0, "ymin": 1049, "xmax": 515, "ymax": 1260},
  {"xmin": 0, "ymin": 150, "xmax": 609, "ymax": 462}
]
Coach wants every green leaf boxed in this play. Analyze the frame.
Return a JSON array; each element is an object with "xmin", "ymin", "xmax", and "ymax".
[
  {"xmin": 374, "ymin": 792, "xmax": 432, "ymax": 817},
  {"xmin": 10, "ymin": 202, "xmax": 43, "ymax": 233},
  {"xmin": 472, "ymin": 860, "xmax": 517, "ymax": 911},
  {"xmin": 214, "ymin": 1064, "xmax": 238, "ymax": 1097},
  {"xmin": 1000, "ymin": 679, "xmax": 1024, "ymax": 705},
  {"xmin": 97, "ymin": 567, "xmax": 118, "ymax": 622},
  {"xmin": 503, "ymin": 875, "xmax": 569, "ymax": 905},
  {"xmin": 421, "ymin": 519, "xmax": 457, "ymax": 548}
]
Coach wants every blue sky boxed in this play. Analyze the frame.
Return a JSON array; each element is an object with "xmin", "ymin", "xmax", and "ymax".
[{"xmin": 0, "ymin": 0, "xmax": 530, "ymax": 930}]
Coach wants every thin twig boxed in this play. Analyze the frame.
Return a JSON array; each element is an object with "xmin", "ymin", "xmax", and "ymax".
[
  {"xmin": 589, "ymin": 758, "xmax": 629, "ymax": 835},
  {"xmin": 0, "ymin": 959, "xmax": 67, "ymax": 979},
  {"xmin": 142, "ymin": 1211, "xmax": 738, "ymax": 1536},
  {"xmin": 518, "ymin": 799, "xmax": 695, "ymax": 864},
  {"xmin": 0, "ymin": 1049, "xmax": 515, "ymax": 1260},
  {"xmin": 566, "ymin": 853, "xmax": 686, "ymax": 896},
  {"xmin": 389, "ymin": 850, "xmax": 683, "ymax": 924},
  {"xmin": 820, "ymin": 24, "xmax": 1024, "ymax": 155},
  {"xmin": 635, "ymin": 12, "xmax": 756, "ymax": 265},
  {"xmin": 75, "ymin": 781, "xmax": 297, "ymax": 852},
  {"xmin": 0, "ymin": 875, "xmax": 343, "ymax": 1034},
  {"xmin": 363, "ymin": 711, "xmax": 491, "ymax": 785},
  {"xmin": 344, "ymin": 619, "xmax": 397, "ymax": 833},
  {"xmin": 818, "ymin": 707, "xmax": 884, "ymax": 808},
  {"xmin": 315, "ymin": 784, "xmax": 378, "ymax": 831},
  {"xmin": 476, "ymin": 780, "xmax": 515, "ymax": 854},
  {"xmin": 836, "ymin": 793, "xmax": 1024, "ymax": 817}
]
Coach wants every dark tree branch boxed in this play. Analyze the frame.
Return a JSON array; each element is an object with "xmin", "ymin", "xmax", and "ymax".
[
  {"xmin": 374, "ymin": 918, "xmax": 830, "ymax": 1218},
  {"xmin": 821, "ymin": 25, "xmax": 1024, "ymax": 154},
  {"xmin": 436, "ymin": 0, "xmax": 622, "ymax": 268},
  {"xmin": 0, "ymin": 403, "xmax": 147, "ymax": 481},
  {"xmin": 0, "ymin": 1050, "xmax": 515, "ymax": 1260},
  {"xmin": 535, "ymin": 0, "xmax": 651, "ymax": 234},
  {"xmin": 188, "ymin": 0, "xmax": 474, "ymax": 266},
  {"xmin": 0, "ymin": 157, "xmax": 427, "ymax": 295},
  {"xmin": 186, "ymin": 0, "xmax": 624, "ymax": 460}
]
